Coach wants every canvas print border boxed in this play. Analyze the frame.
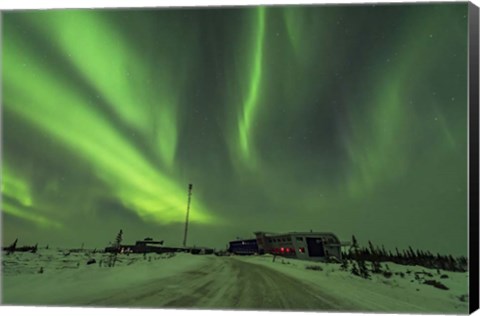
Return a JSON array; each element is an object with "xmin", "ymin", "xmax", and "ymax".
[{"xmin": 1, "ymin": 0, "xmax": 479, "ymax": 315}]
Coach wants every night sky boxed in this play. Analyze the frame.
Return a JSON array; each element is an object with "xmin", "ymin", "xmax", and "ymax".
[{"xmin": 1, "ymin": 3, "xmax": 469, "ymax": 255}]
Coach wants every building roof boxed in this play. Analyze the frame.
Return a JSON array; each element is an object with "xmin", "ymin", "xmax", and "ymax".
[{"xmin": 254, "ymin": 231, "xmax": 341, "ymax": 243}]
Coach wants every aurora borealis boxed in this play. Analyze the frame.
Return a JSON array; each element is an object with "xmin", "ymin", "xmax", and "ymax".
[{"xmin": 1, "ymin": 4, "xmax": 469, "ymax": 255}]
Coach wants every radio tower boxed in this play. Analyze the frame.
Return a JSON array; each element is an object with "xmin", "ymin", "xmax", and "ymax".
[{"xmin": 182, "ymin": 183, "xmax": 193, "ymax": 248}]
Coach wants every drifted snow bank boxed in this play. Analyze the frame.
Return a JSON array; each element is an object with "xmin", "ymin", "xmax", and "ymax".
[{"xmin": 235, "ymin": 254, "xmax": 469, "ymax": 314}]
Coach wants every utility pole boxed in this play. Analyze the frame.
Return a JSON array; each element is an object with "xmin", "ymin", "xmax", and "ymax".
[{"xmin": 182, "ymin": 184, "xmax": 193, "ymax": 248}]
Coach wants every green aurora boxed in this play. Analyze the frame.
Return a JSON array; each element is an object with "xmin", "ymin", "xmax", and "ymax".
[{"xmin": 1, "ymin": 4, "xmax": 469, "ymax": 255}]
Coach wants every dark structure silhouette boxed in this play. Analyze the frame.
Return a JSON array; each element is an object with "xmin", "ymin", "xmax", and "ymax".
[{"xmin": 183, "ymin": 184, "xmax": 193, "ymax": 248}]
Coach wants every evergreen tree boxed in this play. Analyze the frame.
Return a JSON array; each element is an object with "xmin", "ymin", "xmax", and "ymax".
[
  {"xmin": 351, "ymin": 262, "xmax": 360, "ymax": 276},
  {"xmin": 395, "ymin": 247, "xmax": 402, "ymax": 260},
  {"xmin": 381, "ymin": 245, "xmax": 387, "ymax": 257},
  {"xmin": 408, "ymin": 246, "xmax": 417, "ymax": 260},
  {"xmin": 115, "ymin": 229, "xmax": 123, "ymax": 250},
  {"xmin": 368, "ymin": 240, "xmax": 376, "ymax": 258},
  {"xmin": 376, "ymin": 246, "xmax": 383, "ymax": 260},
  {"xmin": 107, "ymin": 229, "xmax": 123, "ymax": 267},
  {"xmin": 416, "ymin": 249, "xmax": 423, "ymax": 258},
  {"xmin": 371, "ymin": 260, "xmax": 382, "ymax": 274},
  {"xmin": 363, "ymin": 247, "xmax": 371, "ymax": 259},
  {"xmin": 351, "ymin": 235, "xmax": 359, "ymax": 254},
  {"xmin": 358, "ymin": 260, "xmax": 371, "ymax": 279}
]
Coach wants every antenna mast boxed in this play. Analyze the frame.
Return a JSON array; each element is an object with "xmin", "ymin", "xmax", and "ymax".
[{"xmin": 182, "ymin": 183, "xmax": 193, "ymax": 248}]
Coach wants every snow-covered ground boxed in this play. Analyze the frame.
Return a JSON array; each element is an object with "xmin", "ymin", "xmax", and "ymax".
[
  {"xmin": 236, "ymin": 254, "xmax": 469, "ymax": 314},
  {"xmin": 1, "ymin": 249, "xmax": 211, "ymax": 306},
  {"xmin": 1, "ymin": 249, "xmax": 469, "ymax": 314}
]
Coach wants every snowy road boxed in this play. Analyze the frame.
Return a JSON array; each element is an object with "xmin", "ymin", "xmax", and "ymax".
[
  {"xmin": 2, "ymin": 252, "xmax": 468, "ymax": 313},
  {"xmin": 86, "ymin": 256, "xmax": 348, "ymax": 310}
]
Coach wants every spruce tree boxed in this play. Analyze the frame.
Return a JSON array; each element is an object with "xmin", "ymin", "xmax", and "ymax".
[
  {"xmin": 358, "ymin": 260, "xmax": 371, "ymax": 279},
  {"xmin": 115, "ymin": 229, "xmax": 123, "ymax": 250},
  {"xmin": 368, "ymin": 240, "xmax": 376, "ymax": 258},
  {"xmin": 351, "ymin": 262, "xmax": 360, "ymax": 276},
  {"xmin": 350, "ymin": 235, "xmax": 359, "ymax": 255},
  {"xmin": 108, "ymin": 229, "xmax": 123, "ymax": 267}
]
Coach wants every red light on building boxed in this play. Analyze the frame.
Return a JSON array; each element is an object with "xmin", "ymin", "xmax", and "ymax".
[
  {"xmin": 280, "ymin": 247, "xmax": 284, "ymax": 252},
  {"xmin": 286, "ymin": 248, "xmax": 290, "ymax": 253},
  {"xmin": 299, "ymin": 247, "xmax": 305, "ymax": 253}
]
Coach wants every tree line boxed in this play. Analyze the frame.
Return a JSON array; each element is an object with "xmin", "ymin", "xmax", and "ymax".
[{"xmin": 341, "ymin": 235, "xmax": 467, "ymax": 276}]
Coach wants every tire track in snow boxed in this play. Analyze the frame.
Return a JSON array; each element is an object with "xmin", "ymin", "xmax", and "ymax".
[{"xmin": 87, "ymin": 256, "xmax": 353, "ymax": 311}]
